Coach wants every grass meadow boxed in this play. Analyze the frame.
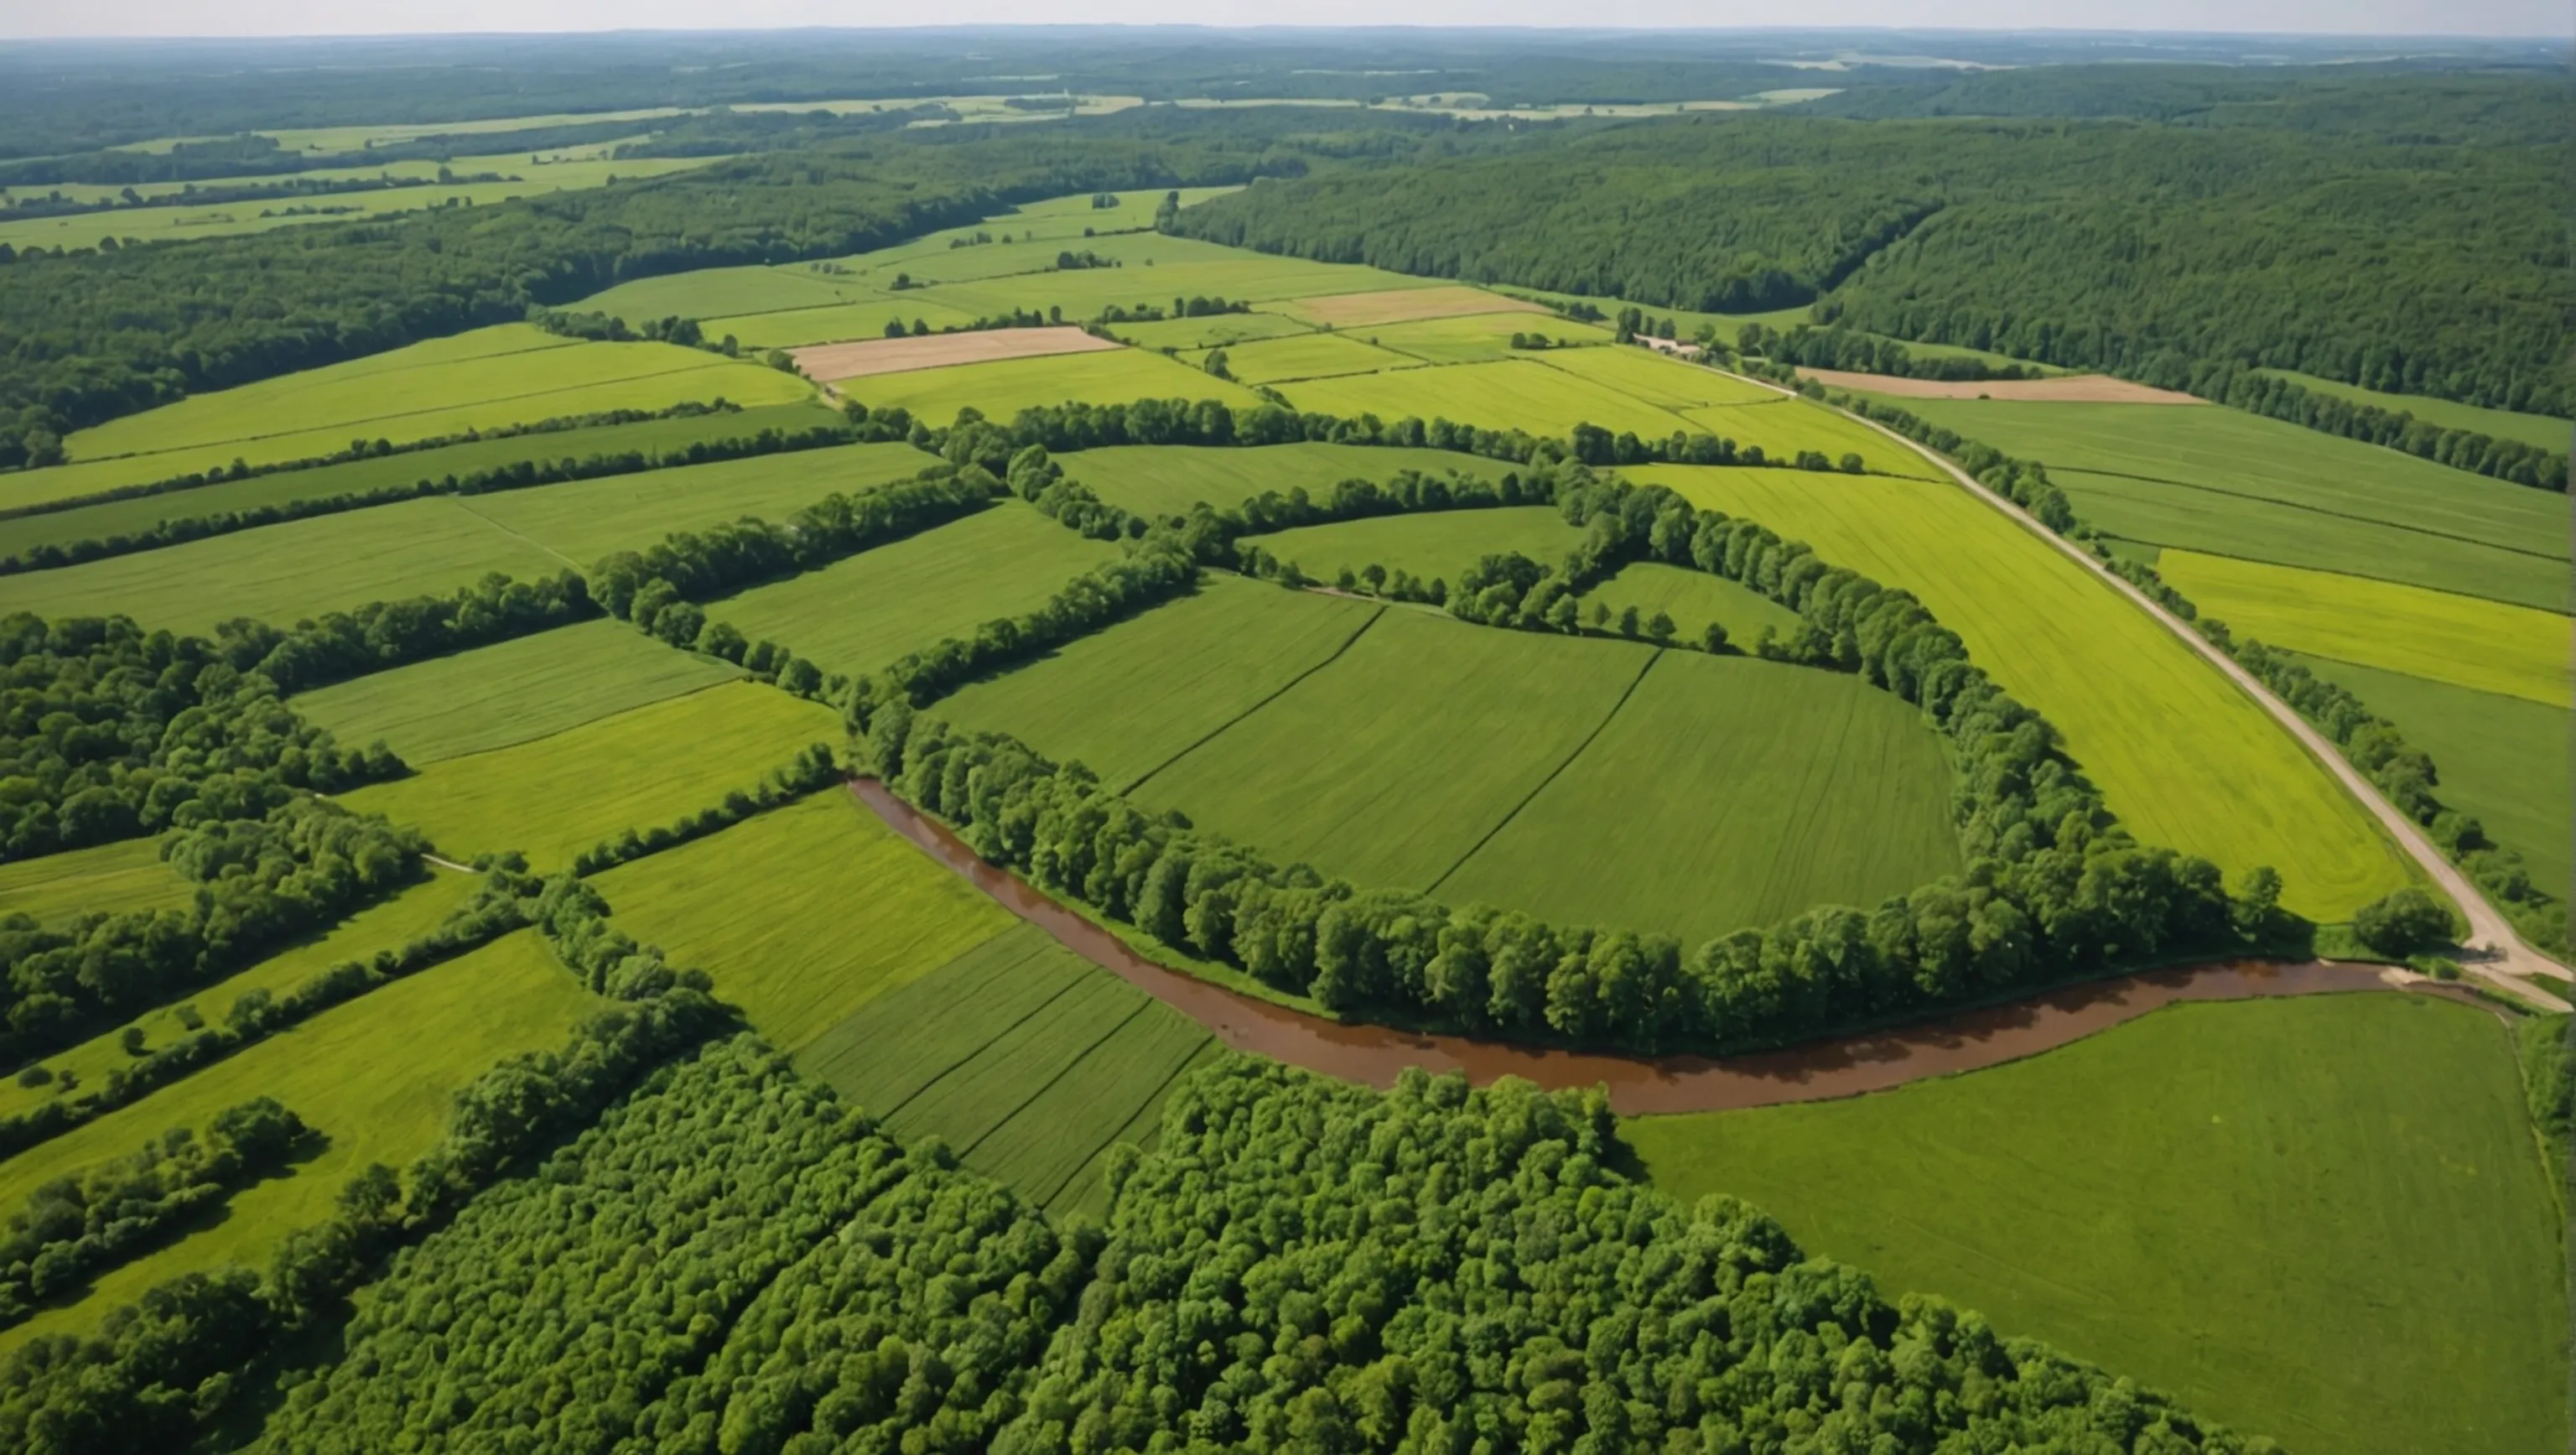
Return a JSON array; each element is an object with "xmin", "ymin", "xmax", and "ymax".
[
  {"xmin": 901, "ymin": 249, "xmax": 1432, "ymax": 325},
  {"xmin": 1572, "ymin": 561, "xmax": 1803, "ymax": 643},
  {"xmin": 595, "ymin": 791, "xmax": 1016, "ymax": 1048},
  {"xmin": 830, "ymin": 347, "xmax": 1267, "ymax": 425},
  {"xmin": 1067, "ymin": 442, "xmax": 1477, "ymax": 518},
  {"xmin": 291, "ymin": 620, "xmax": 744, "ymax": 764},
  {"xmin": 1628, "ymin": 464, "xmax": 2416, "ymax": 919},
  {"xmin": 1244, "ymin": 505, "xmax": 1587, "ymax": 585},
  {"xmin": 0, "ymin": 928, "xmax": 594, "ymax": 1352},
  {"xmin": 712, "ymin": 501, "xmax": 1119, "ymax": 678},
  {"xmin": 1681, "ymin": 398, "xmax": 1938, "ymax": 478},
  {"xmin": 0, "ymin": 837, "xmax": 190, "ymax": 926},
  {"xmin": 1626, "ymin": 993, "xmax": 2567, "ymax": 1455},
  {"xmin": 335, "ymin": 681, "xmax": 838, "ymax": 870},
  {"xmin": 937, "ymin": 576, "xmax": 1383, "ymax": 789},
  {"xmin": 2156, "ymin": 550, "xmax": 2570, "ymax": 707},
  {"xmin": 1439, "ymin": 650, "xmax": 1962, "ymax": 943}
]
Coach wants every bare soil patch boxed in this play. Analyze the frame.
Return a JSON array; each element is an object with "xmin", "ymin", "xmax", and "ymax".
[
  {"xmin": 1800, "ymin": 367, "xmax": 2204, "ymax": 404},
  {"xmin": 790, "ymin": 326, "xmax": 1123, "ymax": 385},
  {"xmin": 1286, "ymin": 284, "xmax": 1549, "ymax": 329}
]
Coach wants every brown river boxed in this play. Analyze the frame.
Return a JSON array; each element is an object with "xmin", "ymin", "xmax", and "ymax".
[{"xmin": 851, "ymin": 780, "xmax": 2470, "ymax": 1116}]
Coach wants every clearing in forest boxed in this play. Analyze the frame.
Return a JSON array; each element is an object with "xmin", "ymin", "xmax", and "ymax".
[{"xmin": 788, "ymin": 325, "xmax": 1124, "ymax": 384}]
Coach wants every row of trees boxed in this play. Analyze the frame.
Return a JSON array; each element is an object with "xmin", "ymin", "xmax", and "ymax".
[
  {"xmin": 2168, "ymin": 360, "xmax": 2563, "ymax": 491},
  {"xmin": 1742, "ymin": 322, "xmax": 2042, "ymax": 383}
]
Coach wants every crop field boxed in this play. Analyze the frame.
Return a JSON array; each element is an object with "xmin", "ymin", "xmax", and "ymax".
[
  {"xmin": 1360, "ymin": 311, "xmax": 1618, "ymax": 364},
  {"xmin": 579, "ymin": 263, "xmax": 866, "ymax": 326},
  {"xmin": 1273, "ymin": 284, "xmax": 1544, "ymax": 328},
  {"xmin": 0, "ymin": 402, "xmax": 844, "ymax": 557},
  {"xmin": 796, "ymin": 923, "xmax": 1220, "ymax": 1216},
  {"xmin": 714, "ymin": 501, "xmax": 1119, "ymax": 678},
  {"xmin": 0, "ymin": 836, "xmax": 190, "ymax": 926},
  {"xmin": 1102, "ymin": 312, "xmax": 1314, "ymax": 351},
  {"xmin": 2157, "ymin": 550, "xmax": 2571, "ymax": 707},
  {"xmin": 898, "ymin": 241, "xmax": 1436, "ymax": 323},
  {"xmin": 291, "ymin": 619, "xmax": 744, "ymax": 764},
  {"xmin": 1537, "ymin": 345, "xmax": 1784, "ymax": 410},
  {"xmin": 1065, "ymin": 442, "xmax": 1478, "ymax": 518},
  {"xmin": 2257, "ymin": 370, "xmax": 2573, "ymax": 452},
  {"xmin": 704, "ymin": 296, "xmax": 986, "ymax": 350},
  {"xmin": 937, "ymin": 576, "xmax": 1383, "ymax": 789},
  {"xmin": 1626, "ymin": 994, "xmax": 2567, "ymax": 1455},
  {"xmin": 1279, "ymin": 358, "xmax": 1693, "ymax": 439},
  {"xmin": 1570, "ymin": 561, "xmax": 1803, "ymax": 644},
  {"xmin": 456, "ymin": 439, "xmax": 937, "ymax": 565},
  {"xmin": 790, "ymin": 326, "xmax": 1122, "ymax": 383},
  {"xmin": 1680, "ymin": 397, "xmax": 1937, "ymax": 477},
  {"xmin": 1441, "ymin": 651, "xmax": 1961, "ymax": 943},
  {"xmin": 1243, "ymin": 505, "xmax": 1588, "ymax": 585},
  {"xmin": 2290, "ymin": 652, "xmax": 2572, "ymax": 899},
  {"xmin": 1183, "ymin": 331, "xmax": 1423, "ymax": 384},
  {"xmin": 829, "ymin": 346, "xmax": 1268, "ymax": 425},
  {"xmin": 1134, "ymin": 611, "xmax": 1659, "ymax": 890},
  {"xmin": 0, "ymin": 928, "xmax": 594, "ymax": 1351},
  {"xmin": 595, "ymin": 792, "xmax": 1016, "ymax": 1047},
  {"xmin": 1628, "ymin": 465, "xmax": 2416, "ymax": 918},
  {"xmin": 1808, "ymin": 371, "xmax": 2196, "ymax": 403},
  {"xmin": 335, "ymin": 681, "xmax": 838, "ymax": 870}
]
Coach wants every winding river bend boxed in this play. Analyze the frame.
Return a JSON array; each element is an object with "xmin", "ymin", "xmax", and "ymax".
[{"xmin": 851, "ymin": 779, "xmax": 2470, "ymax": 1116}]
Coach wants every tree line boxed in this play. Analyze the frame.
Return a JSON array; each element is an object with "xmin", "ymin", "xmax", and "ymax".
[{"xmin": 1742, "ymin": 322, "xmax": 2042, "ymax": 383}]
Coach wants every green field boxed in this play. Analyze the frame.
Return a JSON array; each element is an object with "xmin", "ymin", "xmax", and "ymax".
[
  {"xmin": 336, "ymin": 680, "xmax": 838, "ymax": 870},
  {"xmin": 578, "ymin": 262, "xmax": 871, "ymax": 326},
  {"xmin": 1681, "ymin": 397, "xmax": 1937, "ymax": 478},
  {"xmin": 1877, "ymin": 395, "xmax": 2567, "ymax": 610},
  {"xmin": 830, "ymin": 346, "xmax": 1267, "ymax": 425},
  {"xmin": 1629, "ymin": 464, "xmax": 2415, "ymax": 919},
  {"xmin": 2158, "ymin": 550, "xmax": 2570, "ymax": 707},
  {"xmin": 1185, "ymin": 331, "xmax": 1423, "ymax": 384},
  {"xmin": 32, "ymin": 325, "xmax": 815, "ymax": 503},
  {"xmin": 595, "ymin": 791, "xmax": 1015, "ymax": 1047},
  {"xmin": 0, "ymin": 402, "xmax": 845, "ymax": 556},
  {"xmin": 1359, "ymin": 311, "xmax": 1618, "ymax": 364},
  {"xmin": 1134, "ymin": 610, "xmax": 1659, "ymax": 891},
  {"xmin": 291, "ymin": 619, "xmax": 744, "ymax": 763},
  {"xmin": 1065, "ymin": 442, "xmax": 1479, "ymax": 518},
  {"xmin": 1626, "ymin": 994, "xmax": 2568, "ymax": 1455},
  {"xmin": 897, "ymin": 241, "xmax": 1433, "ymax": 324},
  {"xmin": 1244, "ymin": 505, "xmax": 1587, "ymax": 585},
  {"xmin": 796, "ymin": 922, "xmax": 1220, "ymax": 1218},
  {"xmin": 1103, "ymin": 312, "xmax": 1314, "ymax": 351},
  {"xmin": 2289, "ymin": 652, "xmax": 2573, "ymax": 900},
  {"xmin": 1279, "ymin": 358, "xmax": 1694, "ymax": 439},
  {"xmin": 1535, "ymin": 344, "xmax": 1784, "ymax": 410},
  {"xmin": 1440, "ymin": 650, "xmax": 1962, "ymax": 943},
  {"xmin": 0, "ymin": 837, "xmax": 190, "ymax": 926},
  {"xmin": 0, "ymin": 927, "xmax": 593, "ymax": 1351},
  {"xmin": 0, "ymin": 872, "xmax": 476, "ymax": 1124},
  {"xmin": 1572, "ymin": 560, "xmax": 1803, "ymax": 643},
  {"xmin": 713, "ymin": 501, "xmax": 1119, "ymax": 678},
  {"xmin": 2258, "ymin": 370, "xmax": 2573, "ymax": 453},
  {"xmin": 937, "ymin": 575, "xmax": 1383, "ymax": 789},
  {"xmin": 706, "ymin": 296, "xmax": 984, "ymax": 349}
]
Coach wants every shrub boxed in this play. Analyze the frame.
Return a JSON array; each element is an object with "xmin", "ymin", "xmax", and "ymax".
[{"xmin": 2351, "ymin": 887, "xmax": 2455, "ymax": 957}]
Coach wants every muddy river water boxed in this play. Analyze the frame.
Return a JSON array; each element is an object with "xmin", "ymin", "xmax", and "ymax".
[{"xmin": 852, "ymin": 780, "xmax": 2467, "ymax": 1115}]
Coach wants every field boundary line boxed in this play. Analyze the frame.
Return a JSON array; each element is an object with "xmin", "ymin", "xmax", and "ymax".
[
  {"xmin": 442, "ymin": 496, "xmax": 587, "ymax": 571},
  {"xmin": 2054, "ymin": 465, "xmax": 2567, "ymax": 567},
  {"xmin": 955, "ymin": 1000, "xmax": 1159, "ymax": 1161},
  {"xmin": 875, "ymin": 974, "xmax": 1094, "ymax": 1122},
  {"xmin": 1750, "ymin": 368, "xmax": 2573, "ymax": 1000},
  {"xmin": 1028, "ymin": 1031, "xmax": 1219, "ymax": 1208},
  {"xmin": 1424, "ymin": 646, "xmax": 1662, "ymax": 896},
  {"xmin": 1119, "ymin": 600, "xmax": 1386, "ymax": 794}
]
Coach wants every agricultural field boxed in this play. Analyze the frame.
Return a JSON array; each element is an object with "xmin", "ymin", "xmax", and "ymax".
[
  {"xmin": 0, "ymin": 928, "xmax": 594, "ymax": 1350},
  {"xmin": 2257, "ymin": 369, "xmax": 2573, "ymax": 452},
  {"xmin": 1535, "ymin": 343, "xmax": 1784, "ymax": 410},
  {"xmin": 712, "ymin": 501, "xmax": 1119, "ymax": 679},
  {"xmin": 2156, "ymin": 550, "xmax": 2572, "ymax": 707},
  {"xmin": 898, "ymin": 247, "xmax": 1436, "ymax": 324},
  {"xmin": 1101, "ymin": 311, "xmax": 1313, "ymax": 351},
  {"xmin": 1278, "ymin": 357, "xmax": 1694, "ymax": 439},
  {"xmin": 2289, "ymin": 652, "xmax": 2573, "ymax": 900},
  {"xmin": 1628, "ymin": 464, "xmax": 2417, "ymax": 919},
  {"xmin": 705, "ymin": 296, "xmax": 985, "ymax": 350},
  {"xmin": 1627, "ymin": 993, "xmax": 2568, "ymax": 1455},
  {"xmin": 1439, "ymin": 650, "xmax": 1963, "ymax": 943},
  {"xmin": 828, "ymin": 346, "xmax": 1268, "ymax": 425},
  {"xmin": 1244, "ymin": 505, "xmax": 1587, "ymax": 586},
  {"xmin": 290, "ymin": 619, "xmax": 745, "ymax": 764},
  {"xmin": 937, "ymin": 576, "xmax": 1384, "ymax": 789},
  {"xmin": 1571, "ymin": 560, "xmax": 1804, "ymax": 644},
  {"xmin": 1064, "ymin": 442, "xmax": 1478, "ymax": 518},
  {"xmin": 1360, "ymin": 310, "xmax": 1618, "ymax": 364},
  {"xmin": 797, "ymin": 922, "xmax": 1220, "ymax": 1218},
  {"xmin": 1270, "ymin": 283, "xmax": 1544, "ymax": 328},
  {"xmin": 335, "ymin": 680, "xmax": 839, "ymax": 870},
  {"xmin": 0, "ymin": 836, "xmax": 190, "ymax": 926},
  {"xmin": 1184, "ymin": 331, "xmax": 1422, "ymax": 384},
  {"xmin": 594, "ymin": 791, "xmax": 1015, "ymax": 1047}
]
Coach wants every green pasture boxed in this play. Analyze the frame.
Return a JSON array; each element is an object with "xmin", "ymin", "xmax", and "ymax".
[
  {"xmin": 2291, "ymin": 652, "xmax": 2572, "ymax": 901},
  {"xmin": 1134, "ymin": 610, "xmax": 1657, "ymax": 891},
  {"xmin": 1104, "ymin": 312, "xmax": 1313, "ymax": 351},
  {"xmin": 2257, "ymin": 370, "xmax": 2573, "ymax": 453},
  {"xmin": 714, "ymin": 501, "xmax": 1119, "ymax": 678},
  {"xmin": 1631, "ymin": 464, "xmax": 2416, "ymax": 919},
  {"xmin": 0, "ymin": 837, "xmax": 190, "ymax": 927},
  {"xmin": 1183, "ymin": 331, "xmax": 1422, "ymax": 385},
  {"xmin": 0, "ymin": 928, "xmax": 592, "ymax": 1353},
  {"xmin": 0, "ymin": 872, "xmax": 476, "ymax": 1124},
  {"xmin": 0, "ymin": 402, "xmax": 843, "ymax": 556},
  {"xmin": 1244, "ymin": 504, "xmax": 1587, "ymax": 585},
  {"xmin": 1066, "ymin": 442, "xmax": 1477, "ymax": 518},
  {"xmin": 1442, "ymin": 650, "xmax": 1961, "ymax": 943},
  {"xmin": 705, "ymin": 297, "xmax": 983, "ymax": 349},
  {"xmin": 1626, "ymin": 993, "xmax": 2568, "ymax": 1455},
  {"xmin": 595, "ymin": 791, "xmax": 1015, "ymax": 1047},
  {"xmin": 832, "ymin": 347, "xmax": 1267, "ymax": 424},
  {"xmin": 458, "ymin": 439, "xmax": 937, "ymax": 565},
  {"xmin": 1572, "ymin": 560, "xmax": 1802, "ymax": 644},
  {"xmin": 797, "ymin": 922, "xmax": 1219, "ymax": 1219},
  {"xmin": 292, "ymin": 619, "xmax": 743, "ymax": 764},
  {"xmin": 937, "ymin": 575, "xmax": 1383, "ymax": 789},
  {"xmin": 2158, "ymin": 550, "xmax": 2570, "ymax": 707},
  {"xmin": 1360, "ymin": 311, "xmax": 1618, "ymax": 365},
  {"xmin": 1280, "ymin": 359, "xmax": 1693, "ymax": 439},
  {"xmin": 336, "ymin": 681, "xmax": 838, "ymax": 870}
]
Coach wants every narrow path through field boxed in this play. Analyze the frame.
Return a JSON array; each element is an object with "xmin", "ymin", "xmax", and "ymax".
[
  {"xmin": 1743, "ymin": 366, "xmax": 2572, "ymax": 1009},
  {"xmin": 849, "ymin": 779, "xmax": 2498, "ymax": 1113}
]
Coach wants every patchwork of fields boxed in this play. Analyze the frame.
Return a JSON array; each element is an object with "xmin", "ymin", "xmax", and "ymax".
[{"xmin": 1066, "ymin": 442, "xmax": 1478, "ymax": 518}]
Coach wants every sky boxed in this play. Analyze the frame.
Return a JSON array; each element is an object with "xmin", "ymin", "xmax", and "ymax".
[{"xmin": 3, "ymin": 3, "xmax": 2567, "ymax": 39}]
